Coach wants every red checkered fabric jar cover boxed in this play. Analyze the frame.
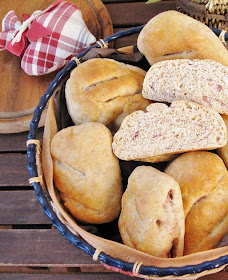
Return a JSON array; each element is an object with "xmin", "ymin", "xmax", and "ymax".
[{"xmin": 0, "ymin": 0, "xmax": 96, "ymax": 75}]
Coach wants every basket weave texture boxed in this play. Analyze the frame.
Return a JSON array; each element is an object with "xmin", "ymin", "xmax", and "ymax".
[{"xmin": 177, "ymin": 0, "xmax": 228, "ymax": 31}]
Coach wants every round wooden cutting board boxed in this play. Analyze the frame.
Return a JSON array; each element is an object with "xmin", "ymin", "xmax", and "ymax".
[{"xmin": 0, "ymin": 0, "xmax": 113, "ymax": 133}]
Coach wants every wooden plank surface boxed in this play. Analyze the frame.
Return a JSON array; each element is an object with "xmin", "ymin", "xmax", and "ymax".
[
  {"xmin": 0, "ymin": 273, "xmax": 140, "ymax": 280},
  {"xmin": 0, "ymin": 153, "xmax": 29, "ymax": 187},
  {"xmin": 0, "ymin": 129, "xmax": 43, "ymax": 152},
  {"xmin": 106, "ymin": 1, "xmax": 177, "ymax": 27},
  {"xmin": 0, "ymin": 271, "xmax": 227, "ymax": 280},
  {"xmin": 105, "ymin": 1, "xmax": 176, "ymax": 49},
  {"xmin": 0, "ymin": 191, "xmax": 50, "ymax": 225},
  {"xmin": 0, "ymin": 229, "xmax": 227, "ymax": 277},
  {"xmin": 0, "ymin": 229, "xmax": 99, "ymax": 266}
]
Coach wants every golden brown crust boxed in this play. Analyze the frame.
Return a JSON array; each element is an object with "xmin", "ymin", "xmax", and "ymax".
[
  {"xmin": 137, "ymin": 11, "xmax": 228, "ymax": 66},
  {"xmin": 165, "ymin": 151, "xmax": 228, "ymax": 255},
  {"xmin": 51, "ymin": 122, "xmax": 123, "ymax": 224},
  {"xmin": 118, "ymin": 166, "xmax": 185, "ymax": 258},
  {"xmin": 137, "ymin": 154, "xmax": 177, "ymax": 163},
  {"xmin": 65, "ymin": 58, "xmax": 150, "ymax": 131},
  {"xmin": 217, "ymin": 115, "xmax": 228, "ymax": 169}
]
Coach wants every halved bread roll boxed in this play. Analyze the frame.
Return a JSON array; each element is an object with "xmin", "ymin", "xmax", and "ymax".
[
  {"xmin": 118, "ymin": 166, "xmax": 185, "ymax": 258},
  {"xmin": 112, "ymin": 101, "xmax": 227, "ymax": 162},
  {"xmin": 142, "ymin": 59, "xmax": 228, "ymax": 115}
]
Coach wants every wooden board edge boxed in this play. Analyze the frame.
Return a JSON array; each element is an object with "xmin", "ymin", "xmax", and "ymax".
[{"xmin": 0, "ymin": 109, "xmax": 47, "ymax": 134}]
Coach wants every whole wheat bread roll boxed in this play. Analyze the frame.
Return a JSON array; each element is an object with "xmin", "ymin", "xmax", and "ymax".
[
  {"xmin": 65, "ymin": 58, "xmax": 150, "ymax": 132},
  {"xmin": 142, "ymin": 59, "xmax": 228, "ymax": 115},
  {"xmin": 51, "ymin": 123, "xmax": 123, "ymax": 224},
  {"xmin": 137, "ymin": 10, "xmax": 228, "ymax": 66},
  {"xmin": 165, "ymin": 151, "xmax": 228, "ymax": 255},
  {"xmin": 112, "ymin": 100, "xmax": 227, "ymax": 162},
  {"xmin": 118, "ymin": 166, "xmax": 185, "ymax": 258}
]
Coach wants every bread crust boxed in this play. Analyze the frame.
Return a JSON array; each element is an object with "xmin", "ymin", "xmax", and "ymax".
[
  {"xmin": 65, "ymin": 58, "xmax": 150, "ymax": 131},
  {"xmin": 51, "ymin": 123, "xmax": 123, "ymax": 224},
  {"xmin": 118, "ymin": 166, "xmax": 185, "ymax": 258},
  {"xmin": 217, "ymin": 114, "xmax": 228, "ymax": 168},
  {"xmin": 137, "ymin": 11, "xmax": 228, "ymax": 66},
  {"xmin": 112, "ymin": 100, "xmax": 227, "ymax": 162},
  {"xmin": 165, "ymin": 151, "xmax": 228, "ymax": 255}
]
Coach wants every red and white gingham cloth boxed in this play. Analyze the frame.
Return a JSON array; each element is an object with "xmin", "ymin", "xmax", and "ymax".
[{"xmin": 0, "ymin": 0, "xmax": 96, "ymax": 75}]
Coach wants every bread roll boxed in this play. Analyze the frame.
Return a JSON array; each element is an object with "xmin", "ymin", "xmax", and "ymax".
[
  {"xmin": 51, "ymin": 123, "xmax": 123, "ymax": 224},
  {"xmin": 142, "ymin": 59, "xmax": 228, "ymax": 115},
  {"xmin": 65, "ymin": 58, "xmax": 150, "ymax": 131},
  {"xmin": 118, "ymin": 166, "xmax": 185, "ymax": 258},
  {"xmin": 217, "ymin": 114, "xmax": 228, "ymax": 168},
  {"xmin": 165, "ymin": 151, "xmax": 228, "ymax": 255},
  {"xmin": 112, "ymin": 100, "xmax": 227, "ymax": 162},
  {"xmin": 137, "ymin": 10, "xmax": 228, "ymax": 66}
]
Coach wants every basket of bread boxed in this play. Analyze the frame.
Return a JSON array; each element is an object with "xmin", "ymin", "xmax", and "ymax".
[{"xmin": 27, "ymin": 10, "xmax": 228, "ymax": 279}]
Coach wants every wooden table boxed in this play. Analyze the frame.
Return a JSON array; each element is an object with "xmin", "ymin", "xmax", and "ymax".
[{"xmin": 0, "ymin": 1, "xmax": 227, "ymax": 279}]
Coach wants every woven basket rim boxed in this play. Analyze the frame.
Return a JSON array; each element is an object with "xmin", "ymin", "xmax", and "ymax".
[{"xmin": 27, "ymin": 25, "xmax": 228, "ymax": 278}]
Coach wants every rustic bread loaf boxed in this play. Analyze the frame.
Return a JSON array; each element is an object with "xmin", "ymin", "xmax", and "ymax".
[
  {"xmin": 65, "ymin": 58, "xmax": 150, "ymax": 132},
  {"xmin": 142, "ymin": 59, "xmax": 228, "ymax": 115},
  {"xmin": 137, "ymin": 10, "xmax": 228, "ymax": 66},
  {"xmin": 165, "ymin": 151, "xmax": 228, "ymax": 255},
  {"xmin": 51, "ymin": 122, "xmax": 123, "ymax": 224},
  {"xmin": 118, "ymin": 165, "xmax": 185, "ymax": 258},
  {"xmin": 112, "ymin": 100, "xmax": 227, "ymax": 162},
  {"xmin": 217, "ymin": 114, "xmax": 228, "ymax": 168}
]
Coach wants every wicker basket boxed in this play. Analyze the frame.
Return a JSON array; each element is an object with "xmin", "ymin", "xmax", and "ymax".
[
  {"xmin": 176, "ymin": 0, "xmax": 228, "ymax": 31},
  {"xmin": 27, "ymin": 26, "xmax": 228, "ymax": 279}
]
